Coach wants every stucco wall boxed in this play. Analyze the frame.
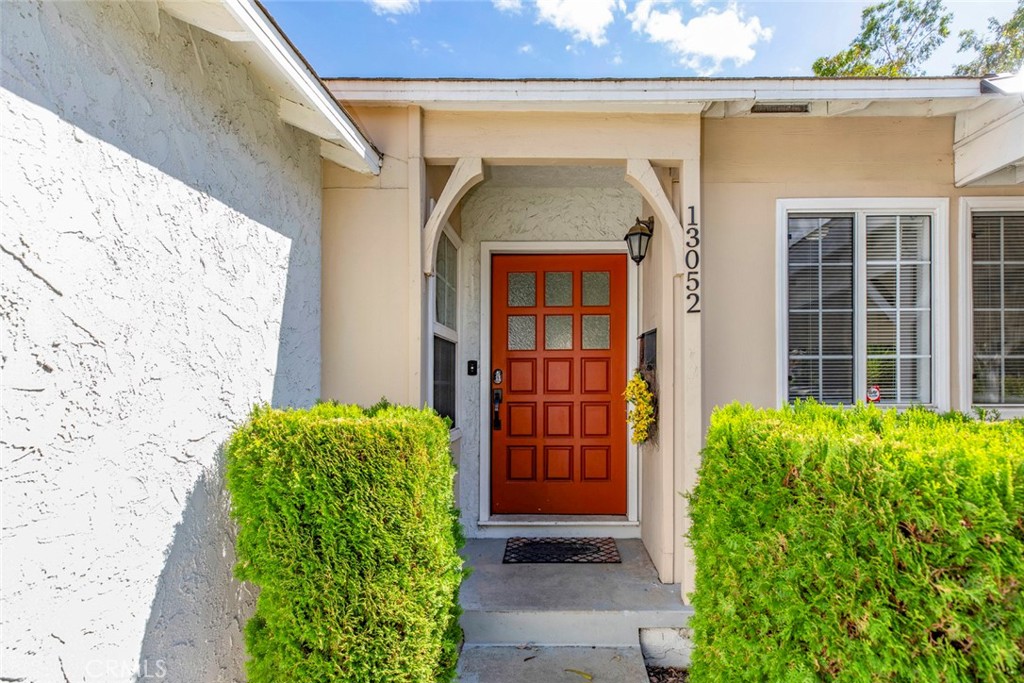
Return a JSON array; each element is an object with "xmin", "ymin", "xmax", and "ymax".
[
  {"xmin": 321, "ymin": 107, "xmax": 418, "ymax": 407},
  {"xmin": 1, "ymin": 3, "xmax": 322, "ymax": 681},
  {"xmin": 456, "ymin": 170, "xmax": 640, "ymax": 535},
  {"xmin": 701, "ymin": 116, "xmax": 1024, "ymax": 422}
]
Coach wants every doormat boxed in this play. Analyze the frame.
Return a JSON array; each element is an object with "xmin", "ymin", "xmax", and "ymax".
[{"xmin": 502, "ymin": 537, "xmax": 621, "ymax": 564}]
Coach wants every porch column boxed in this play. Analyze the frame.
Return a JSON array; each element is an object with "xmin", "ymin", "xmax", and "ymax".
[
  {"xmin": 675, "ymin": 157, "xmax": 702, "ymax": 601},
  {"xmin": 626, "ymin": 157, "xmax": 703, "ymax": 601},
  {"xmin": 409, "ymin": 106, "xmax": 426, "ymax": 403},
  {"xmin": 625, "ymin": 159, "xmax": 687, "ymax": 587}
]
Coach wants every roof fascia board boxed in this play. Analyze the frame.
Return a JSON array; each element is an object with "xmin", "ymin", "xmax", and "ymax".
[
  {"xmin": 207, "ymin": 0, "xmax": 380, "ymax": 175},
  {"xmin": 327, "ymin": 78, "xmax": 985, "ymax": 108}
]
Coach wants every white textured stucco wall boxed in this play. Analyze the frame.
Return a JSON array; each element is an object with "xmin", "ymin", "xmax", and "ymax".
[
  {"xmin": 457, "ymin": 170, "xmax": 640, "ymax": 534},
  {"xmin": 1, "ymin": 2, "xmax": 321, "ymax": 681}
]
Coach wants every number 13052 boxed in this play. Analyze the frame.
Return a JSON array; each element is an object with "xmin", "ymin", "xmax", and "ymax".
[{"xmin": 685, "ymin": 205, "xmax": 700, "ymax": 313}]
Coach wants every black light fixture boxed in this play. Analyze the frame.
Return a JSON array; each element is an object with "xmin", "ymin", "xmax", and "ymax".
[{"xmin": 624, "ymin": 216, "xmax": 654, "ymax": 265}]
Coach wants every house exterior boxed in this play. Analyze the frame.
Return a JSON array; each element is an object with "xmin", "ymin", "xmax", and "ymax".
[
  {"xmin": 320, "ymin": 78, "xmax": 1024, "ymax": 595},
  {"xmin": 2, "ymin": 1, "xmax": 1022, "ymax": 681}
]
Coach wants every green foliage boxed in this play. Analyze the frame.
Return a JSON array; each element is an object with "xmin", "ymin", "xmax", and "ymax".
[
  {"xmin": 689, "ymin": 401, "xmax": 1024, "ymax": 682},
  {"xmin": 813, "ymin": 0, "xmax": 952, "ymax": 77},
  {"xmin": 955, "ymin": 0, "xmax": 1024, "ymax": 76},
  {"xmin": 226, "ymin": 402, "xmax": 466, "ymax": 682}
]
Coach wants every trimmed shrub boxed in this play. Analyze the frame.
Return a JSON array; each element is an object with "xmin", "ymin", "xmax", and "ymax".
[
  {"xmin": 690, "ymin": 401, "xmax": 1024, "ymax": 683},
  {"xmin": 226, "ymin": 402, "xmax": 465, "ymax": 682}
]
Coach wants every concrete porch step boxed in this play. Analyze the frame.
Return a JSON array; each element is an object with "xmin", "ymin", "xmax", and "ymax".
[
  {"xmin": 457, "ymin": 644, "xmax": 650, "ymax": 683},
  {"xmin": 459, "ymin": 539, "xmax": 692, "ymax": 648}
]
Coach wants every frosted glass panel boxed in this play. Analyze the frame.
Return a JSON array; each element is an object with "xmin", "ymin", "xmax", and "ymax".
[
  {"xmin": 582, "ymin": 315, "xmax": 610, "ymax": 349},
  {"xmin": 545, "ymin": 272, "xmax": 572, "ymax": 307},
  {"xmin": 508, "ymin": 273, "xmax": 536, "ymax": 307},
  {"xmin": 582, "ymin": 272, "xmax": 610, "ymax": 306},
  {"xmin": 545, "ymin": 315, "xmax": 573, "ymax": 350},
  {"xmin": 508, "ymin": 315, "xmax": 536, "ymax": 350}
]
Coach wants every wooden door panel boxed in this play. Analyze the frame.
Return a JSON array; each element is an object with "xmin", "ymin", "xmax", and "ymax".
[
  {"xmin": 491, "ymin": 253, "xmax": 627, "ymax": 515},
  {"xmin": 508, "ymin": 360, "xmax": 535, "ymax": 393}
]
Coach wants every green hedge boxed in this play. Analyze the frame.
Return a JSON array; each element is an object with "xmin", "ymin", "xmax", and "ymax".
[
  {"xmin": 226, "ymin": 402, "xmax": 465, "ymax": 682},
  {"xmin": 690, "ymin": 402, "xmax": 1024, "ymax": 682}
]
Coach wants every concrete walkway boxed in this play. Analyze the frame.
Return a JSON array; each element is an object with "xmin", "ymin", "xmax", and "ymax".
[
  {"xmin": 458, "ymin": 644, "xmax": 649, "ymax": 683},
  {"xmin": 457, "ymin": 538, "xmax": 692, "ymax": 681}
]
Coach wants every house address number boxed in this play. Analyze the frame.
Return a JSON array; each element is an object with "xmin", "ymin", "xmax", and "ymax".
[{"xmin": 685, "ymin": 205, "xmax": 700, "ymax": 313}]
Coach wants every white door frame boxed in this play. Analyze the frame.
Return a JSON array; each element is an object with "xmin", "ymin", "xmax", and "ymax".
[{"xmin": 478, "ymin": 240, "xmax": 640, "ymax": 529}]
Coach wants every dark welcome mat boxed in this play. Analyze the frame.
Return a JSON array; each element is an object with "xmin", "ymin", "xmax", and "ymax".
[{"xmin": 502, "ymin": 537, "xmax": 621, "ymax": 564}]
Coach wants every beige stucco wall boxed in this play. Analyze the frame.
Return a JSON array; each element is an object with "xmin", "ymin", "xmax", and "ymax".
[
  {"xmin": 701, "ymin": 116, "xmax": 1024, "ymax": 423},
  {"xmin": 322, "ymin": 107, "xmax": 418, "ymax": 407}
]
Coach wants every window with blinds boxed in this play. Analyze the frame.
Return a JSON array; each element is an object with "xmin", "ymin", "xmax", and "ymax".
[
  {"xmin": 788, "ymin": 214, "xmax": 854, "ymax": 402},
  {"xmin": 433, "ymin": 337, "xmax": 456, "ymax": 424},
  {"xmin": 972, "ymin": 212, "xmax": 1024, "ymax": 405},
  {"xmin": 433, "ymin": 230, "xmax": 459, "ymax": 427},
  {"xmin": 787, "ymin": 211, "xmax": 934, "ymax": 405},
  {"xmin": 435, "ymin": 233, "xmax": 458, "ymax": 331},
  {"xmin": 865, "ymin": 215, "xmax": 932, "ymax": 404}
]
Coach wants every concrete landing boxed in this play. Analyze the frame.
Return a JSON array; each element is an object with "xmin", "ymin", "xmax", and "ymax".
[
  {"xmin": 457, "ymin": 644, "xmax": 649, "ymax": 683},
  {"xmin": 460, "ymin": 539, "xmax": 692, "ymax": 648}
]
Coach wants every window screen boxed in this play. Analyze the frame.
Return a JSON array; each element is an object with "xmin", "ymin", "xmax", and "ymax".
[
  {"xmin": 433, "ymin": 336, "xmax": 456, "ymax": 425},
  {"xmin": 972, "ymin": 212, "xmax": 1024, "ymax": 404}
]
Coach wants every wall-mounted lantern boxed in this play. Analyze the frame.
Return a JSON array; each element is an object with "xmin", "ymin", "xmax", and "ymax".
[{"xmin": 624, "ymin": 216, "xmax": 654, "ymax": 265}]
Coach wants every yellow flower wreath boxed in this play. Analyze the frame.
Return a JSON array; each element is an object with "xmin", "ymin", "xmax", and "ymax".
[{"xmin": 623, "ymin": 371, "xmax": 655, "ymax": 444}]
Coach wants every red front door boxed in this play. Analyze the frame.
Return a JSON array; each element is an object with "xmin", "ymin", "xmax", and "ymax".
[{"xmin": 490, "ymin": 254, "xmax": 628, "ymax": 515}]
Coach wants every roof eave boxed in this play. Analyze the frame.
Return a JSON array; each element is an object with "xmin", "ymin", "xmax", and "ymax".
[
  {"xmin": 160, "ymin": 0, "xmax": 381, "ymax": 175},
  {"xmin": 325, "ymin": 77, "xmax": 992, "ymax": 117}
]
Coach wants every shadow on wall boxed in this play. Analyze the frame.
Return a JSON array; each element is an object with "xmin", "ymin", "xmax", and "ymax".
[
  {"xmin": 135, "ymin": 446, "xmax": 254, "ymax": 683},
  {"xmin": 1, "ymin": 0, "xmax": 322, "ymax": 406},
  {"xmin": 2, "ymin": 2, "xmax": 320, "ymax": 681}
]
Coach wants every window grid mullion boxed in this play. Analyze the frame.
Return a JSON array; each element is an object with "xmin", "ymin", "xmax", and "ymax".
[
  {"xmin": 895, "ymin": 215, "xmax": 903, "ymax": 403},
  {"xmin": 855, "ymin": 212, "xmax": 867, "ymax": 402},
  {"xmin": 818, "ymin": 234, "xmax": 824, "ymax": 400},
  {"xmin": 1000, "ymin": 216, "xmax": 1007, "ymax": 403}
]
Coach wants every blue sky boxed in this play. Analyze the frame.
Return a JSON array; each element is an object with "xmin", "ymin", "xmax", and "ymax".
[{"xmin": 263, "ymin": 0, "xmax": 1020, "ymax": 78}]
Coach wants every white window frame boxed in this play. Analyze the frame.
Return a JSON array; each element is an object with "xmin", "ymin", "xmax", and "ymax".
[
  {"xmin": 958, "ymin": 196, "xmax": 1024, "ymax": 415},
  {"xmin": 776, "ymin": 198, "xmax": 950, "ymax": 410},
  {"xmin": 428, "ymin": 223, "xmax": 462, "ymax": 435}
]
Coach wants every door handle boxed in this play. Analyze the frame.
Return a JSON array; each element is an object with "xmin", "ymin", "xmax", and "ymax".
[{"xmin": 492, "ymin": 388, "xmax": 503, "ymax": 431}]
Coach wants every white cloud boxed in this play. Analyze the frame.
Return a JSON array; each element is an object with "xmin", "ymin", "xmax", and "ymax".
[
  {"xmin": 628, "ymin": 0, "xmax": 772, "ymax": 75},
  {"xmin": 493, "ymin": 0, "xmax": 524, "ymax": 12},
  {"xmin": 535, "ymin": 0, "xmax": 624, "ymax": 46},
  {"xmin": 518, "ymin": 43, "xmax": 534, "ymax": 54},
  {"xmin": 368, "ymin": 0, "xmax": 418, "ymax": 15}
]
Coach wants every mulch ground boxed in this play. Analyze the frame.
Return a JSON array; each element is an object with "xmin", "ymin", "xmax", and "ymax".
[{"xmin": 647, "ymin": 666, "xmax": 688, "ymax": 682}]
